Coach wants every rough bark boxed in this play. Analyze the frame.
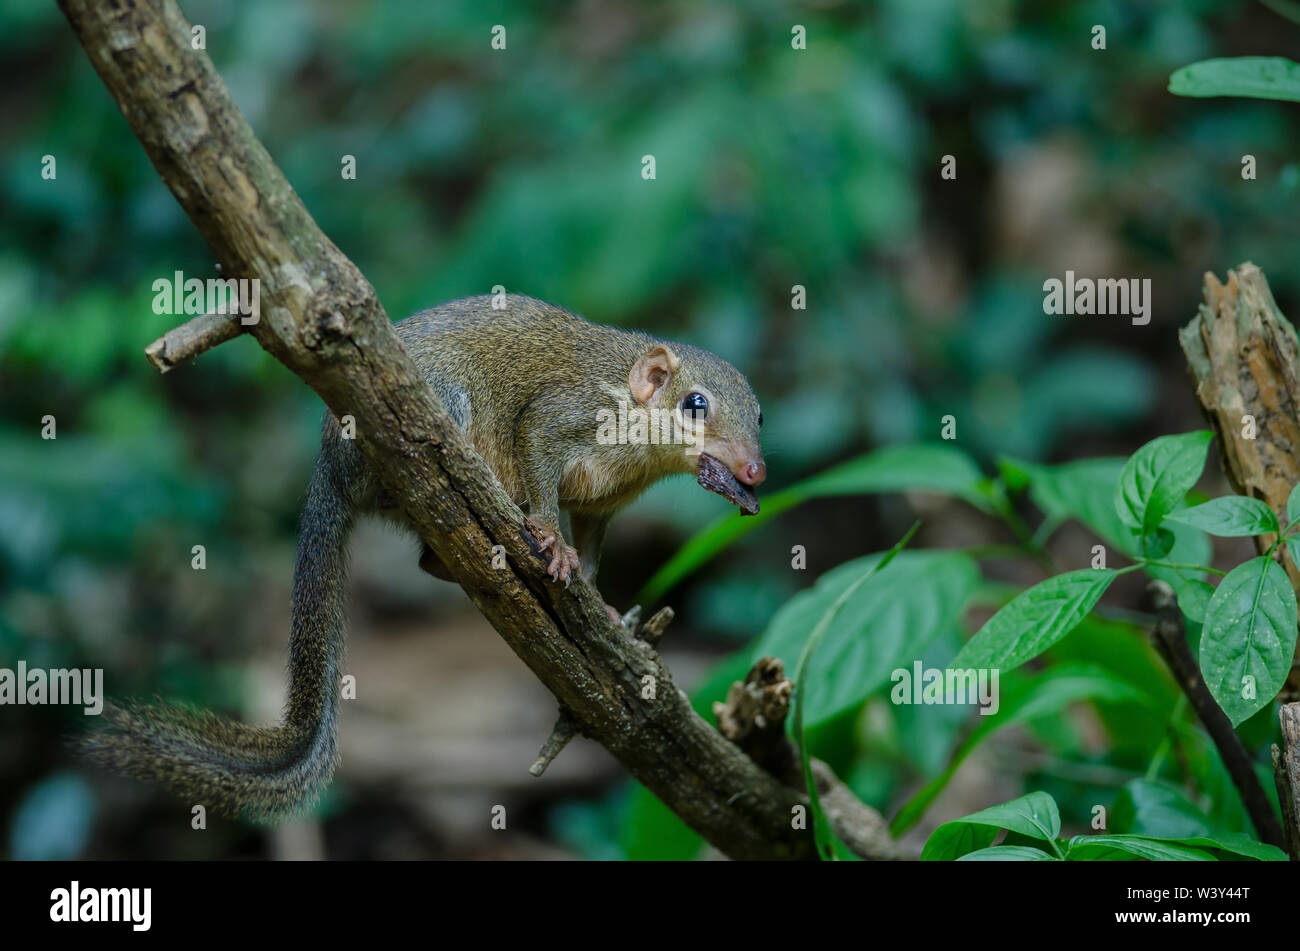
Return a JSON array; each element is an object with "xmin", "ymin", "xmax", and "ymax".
[
  {"xmin": 144, "ymin": 309, "xmax": 242, "ymax": 372},
  {"xmin": 1273, "ymin": 705, "xmax": 1300, "ymax": 860},
  {"xmin": 57, "ymin": 0, "xmax": 898, "ymax": 860}
]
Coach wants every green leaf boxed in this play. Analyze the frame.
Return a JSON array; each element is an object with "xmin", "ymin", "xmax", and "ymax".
[
  {"xmin": 1288, "ymin": 482, "xmax": 1300, "ymax": 527},
  {"xmin": 636, "ymin": 443, "xmax": 988, "ymax": 604},
  {"xmin": 950, "ymin": 569, "xmax": 1116, "ymax": 672},
  {"xmin": 792, "ymin": 522, "xmax": 920, "ymax": 860},
  {"xmin": 1109, "ymin": 780, "xmax": 1289, "ymax": 859},
  {"xmin": 894, "ymin": 628, "xmax": 974, "ymax": 775},
  {"xmin": 755, "ymin": 550, "xmax": 979, "ymax": 726},
  {"xmin": 1071, "ymin": 821, "xmax": 1284, "ymax": 867},
  {"xmin": 1070, "ymin": 815, "xmax": 1286, "ymax": 860},
  {"xmin": 956, "ymin": 845, "xmax": 1056, "ymax": 861},
  {"xmin": 1200, "ymin": 556, "xmax": 1299, "ymax": 725},
  {"xmin": 1176, "ymin": 580, "xmax": 1214, "ymax": 625},
  {"xmin": 1164, "ymin": 496, "xmax": 1279, "ymax": 537},
  {"xmin": 1111, "ymin": 779, "xmax": 1217, "ymax": 838},
  {"xmin": 922, "ymin": 791, "xmax": 1061, "ymax": 860},
  {"xmin": 1044, "ymin": 615, "xmax": 1181, "ymax": 754},
  {"xmin": 1114, "ymin": 431, "xmax": 1213, "ymax": 543},
  {"xmin": 1141, "ymin": 527, "xmax": 1175, "ymax": 558},
  {"xmin": 1065, "ymin": 835, "xmax": 1217, "ymax": 861},
  {"xmin": 1169, "ymin": 57, "xmax": 1300, "ymax": 103},
  {"xmin": 795, "ymin": 444, "xmax": 990, "ymax": 505},
  {"xmin": 1139, "ymin": 835, "xmax": 1288, "ymax": 861},
  {"xmin": 890, "ymin": 665, "xmax": 1147, "ymax": 836},
  {"xmin": 1173, "ymin": 722, "xmax": 1256, "ymax": 836},
  {"xmin": 922, "ymin": 821, "xmax": 998, "ymax": 861}
]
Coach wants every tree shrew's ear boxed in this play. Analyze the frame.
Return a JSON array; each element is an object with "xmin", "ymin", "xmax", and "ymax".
[{"xmin": 629, "ymin": 344, "xmax": 679, "ymax": 405}]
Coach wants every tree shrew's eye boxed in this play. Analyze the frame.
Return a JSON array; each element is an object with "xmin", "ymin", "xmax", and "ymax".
[{"xmin": 682, "ymin": 391, "xmax": 709, "ymax": 420}]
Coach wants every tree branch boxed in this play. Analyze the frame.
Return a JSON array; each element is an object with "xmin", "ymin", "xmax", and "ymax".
[
  {"xmin": 58, "ymin": 0, "xmax": 897, "ymax": 860},
  {"xmin": 144, "ymin": 310, "xmax": 243, "ymax": 372}
]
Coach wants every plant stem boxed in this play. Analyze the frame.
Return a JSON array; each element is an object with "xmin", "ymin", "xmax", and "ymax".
[
  {"xmin": 1138, "ymin": 559, "xmax": 1225, "ymax": 577},
  {"xmin": 1145, "ymin": 582, "xmax": 1285, "ymax": 850},
  {"xmin": 990, "ymin": 490, "xmax": 1056, "ymax": 574}
]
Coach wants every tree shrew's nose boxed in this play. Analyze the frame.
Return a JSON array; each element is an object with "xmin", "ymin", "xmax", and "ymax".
[{"xmin": 736, "ymin": 459, "xmax": 766, "ymax": 487}]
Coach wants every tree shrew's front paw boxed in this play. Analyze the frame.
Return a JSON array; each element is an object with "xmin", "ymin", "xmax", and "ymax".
[{"xmin": 524, "ymin": 518, "xmax": 582, "ymax": 584}]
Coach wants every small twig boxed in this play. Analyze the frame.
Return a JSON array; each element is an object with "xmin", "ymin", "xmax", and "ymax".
[
  {"xmin": 144, "ymin": 311, "xmax": 244, "ymax": 372},
  {"xmin": 713, "ymin": 657, "xmax": 797, "ymax": 780},
  {"xmin": 713, "ymin": 657, "xmax": 909, "ymax": 860},
  {"xmin": 618, "ymin": 604, "xmax": 642, "ymax": 634},
  {"xmin": 1146, "ymin": 581, "xmax": 1286, "ymax": 850},
  {"xmin": 635, "ymin": 606, "xmax": 674, "ymax": 646},
  {"xmin": 529, "ymin": 712, "xmax": 578, "ymax": 777}
]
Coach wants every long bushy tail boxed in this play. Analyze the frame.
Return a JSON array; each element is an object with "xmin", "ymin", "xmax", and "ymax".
[{"xmin": 82, "ymin": 453, "xmax": 353, "ymax": 822}]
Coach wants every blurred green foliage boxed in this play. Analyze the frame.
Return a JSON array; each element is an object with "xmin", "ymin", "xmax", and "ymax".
[{"xmin": 3, "ymin": 0, "xmax": 1299, "ymax": 858}]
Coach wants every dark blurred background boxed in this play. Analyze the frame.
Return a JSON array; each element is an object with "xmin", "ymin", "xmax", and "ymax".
[{"xmin": 2, "ymin": 0, "xmax": 1298, "ymax": 859}]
